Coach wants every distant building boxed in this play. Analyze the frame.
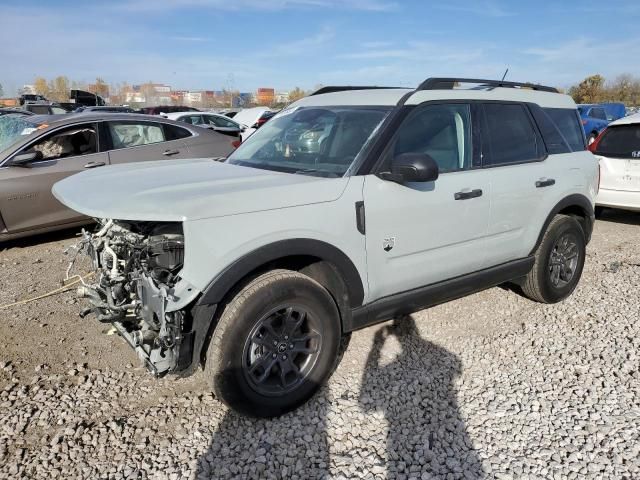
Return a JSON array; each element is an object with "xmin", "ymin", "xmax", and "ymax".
[
  {"xmin": 256, "ymin": 87, "xmax": 275, "ymax": 105},
  {"xmin": 125, "ymin": 83, "xmax": 172, "ymax": 105}
]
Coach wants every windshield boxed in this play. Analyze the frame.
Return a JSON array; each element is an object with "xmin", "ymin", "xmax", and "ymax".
[
  {"xmin": 0, "ymin": 115, "xmax": 40, "ymax": 152},
  {"xmin": 227, "ymin": 106, "xmax": 391, "ymax": 177}
]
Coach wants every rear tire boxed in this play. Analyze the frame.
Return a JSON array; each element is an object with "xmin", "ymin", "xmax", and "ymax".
[
  {"xmin": 205, "ymin": 269, "xmax": 342, "ymax": 417},
  {"xmin": 522, "ymin": 215, "xmax": 586, "ymax": 303}
]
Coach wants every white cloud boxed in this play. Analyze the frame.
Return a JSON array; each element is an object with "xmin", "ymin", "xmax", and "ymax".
[
  {"xmin": 116, "ymin": 0, "xmax": 397, "ymax": 12},
  {"xmin": 436, "ymin": 1, "xmax": 514, "ymax": 17},
  {"xmin": 262, "ymin": 26, "xmax": 335, "ymax": 57}
]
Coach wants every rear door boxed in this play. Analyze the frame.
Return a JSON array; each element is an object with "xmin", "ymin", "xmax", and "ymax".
[
  {"xmin": 595, "ymin": 123, "xmax": 640, "ymax": 194},
  {"xmin": 0, "ymin": 122, "xmax": 106, "ymax": 233},
  {"xmin": 106, "ymin": 120, "xmax": 193, "ymax": 164},
  {"xmin": 480, "ymin": 102, "xmax": 551, "ymax": 266}
]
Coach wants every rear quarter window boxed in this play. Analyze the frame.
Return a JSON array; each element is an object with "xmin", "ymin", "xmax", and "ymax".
[
  {"xmin": 163, "ymin": 123, "xmax": 192, "ymax": 140},
  {"xmin": 595, "ymin": 125, "xmax": 640, "ymax": 158},
  {"xmin": 543, "ymin": 108, "xmax": 586, "ymax": 152}
]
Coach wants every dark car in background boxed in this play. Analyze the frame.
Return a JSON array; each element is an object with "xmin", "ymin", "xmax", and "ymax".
[
  {"xmin": 23, "ymin": 103, "xmax": 71, "ymax": 115},
  {"xmin": 140, "ymin": 105, "xmax": 200, "ymax": 115},
  {"xmin": 74, "ymin": 106, "xmax": 138, "ymax": 114},
  {"xmin": 0, "ymin": 108, "xmax": 34, "ymax": 117},
  {"xmin": 0, "ymin": 113, "xmax": 236, "ymax": 241}
]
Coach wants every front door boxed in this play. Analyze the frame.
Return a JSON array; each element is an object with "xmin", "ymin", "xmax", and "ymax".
[
  {"xmin": 363, "ymin": 102, "xmax": 491, "ymax": 301},
  {"xmin": 0, "ymin": 123, "xmax": 106, "ymax": 233}
]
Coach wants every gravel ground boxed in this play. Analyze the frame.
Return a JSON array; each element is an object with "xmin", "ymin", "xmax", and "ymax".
[{"xmin": 1, "ymin": 209, "xmax": 639, "ymax": 479}]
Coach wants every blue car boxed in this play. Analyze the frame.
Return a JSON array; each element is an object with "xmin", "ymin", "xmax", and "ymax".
[{"xmin": 578, "ymin": 103, "xmax": 626, "ymax": 143}]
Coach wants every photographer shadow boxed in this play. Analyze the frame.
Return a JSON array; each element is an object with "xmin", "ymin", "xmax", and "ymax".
[{"xmin": 359, "ymin": 315, "xmax": 484, "ymax": 479}]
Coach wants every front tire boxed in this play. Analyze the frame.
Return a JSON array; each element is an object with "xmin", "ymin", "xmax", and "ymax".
[
  {"xmin": 522, "ymin": 215, "xmax": 586, "ymax": 303},
  {"xmin": 205, "ymin": 269, "xmax": 342, "ymax": 417}
]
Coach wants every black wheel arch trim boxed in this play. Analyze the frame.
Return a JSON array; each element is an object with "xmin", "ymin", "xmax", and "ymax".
[
  {"xmin": 196, "ymin": 238, "xmax": 365, "ymax": 308},
  {"xmin": 530, "ymin": 194, "xmax": 595, "ymax": 256}
]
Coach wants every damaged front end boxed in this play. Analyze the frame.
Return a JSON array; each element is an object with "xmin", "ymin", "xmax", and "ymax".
[{"xmin": 67, "ymin": 219, "xmax": 201, "ymax": 377}]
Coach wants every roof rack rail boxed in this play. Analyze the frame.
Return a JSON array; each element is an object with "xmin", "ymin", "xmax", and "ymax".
[
  {"xmin": 417, "ymin": 77, "xmax": 559, "ymax": 93},
  {"xmin": 310, "ymin": 86, "xmax": 403, "ymax": 96}
]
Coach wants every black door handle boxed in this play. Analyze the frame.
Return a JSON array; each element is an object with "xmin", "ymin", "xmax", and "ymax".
[
  {"xmin": 454, "ymin": 189, "xmax": 483, "ymax": 200},
  {"xmin": 163, "ymin": 149, "xmax": 180, "ymax": 156},
  {"xmin": 536, "ymin": 178, "xmax": 556, "ymax": 188},
  {"xmin": 84, "ymin": 161, "xmax": 106, "ymax": 169}
]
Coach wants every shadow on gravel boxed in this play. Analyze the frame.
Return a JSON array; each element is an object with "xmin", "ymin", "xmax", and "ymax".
[
  {"xmin": 0, "ymin": 225, "xmax": 85, "ymax": 251},
  {"xmin": 360, "ymin": 316, "xmax": 484, "ymax": 479},
  {"xmin": 197, "ymin": 316, "xmax": 482, "ymax": 479}
]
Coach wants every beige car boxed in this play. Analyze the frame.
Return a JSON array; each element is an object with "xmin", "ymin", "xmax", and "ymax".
[{"xmin": 0, "ymin": 113, "xmax": 235, "ymax": 241}]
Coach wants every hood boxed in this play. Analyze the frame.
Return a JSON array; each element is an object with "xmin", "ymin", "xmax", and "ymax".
[{"xmin": 52, "ymin": 158, "xmax": 349, "ymax": 222}]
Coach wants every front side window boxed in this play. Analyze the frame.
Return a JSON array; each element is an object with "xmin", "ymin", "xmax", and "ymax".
[
  {"xmin": 483, "ymin": 104, "xmax": 539, "ymax": 165},
  {"xmin": 227, "ymin": 106, "xmax": 391, "ymax": 177},
  {"xmin": 595, "ymin": 125, "xmax": 640, "ymax": 158},
  {"xmin": 392, "ymin": 103, "xmax": 472, "ymax": 173},
  {"xmin": 108, "ymin": 122, "xmax": 165, "ymax": 149},
  {"xmin": 24, "ymin": 124, "xmax": 97, "ymax": 160},
  {"xmin": 590, "ymin": 108, "xmax": 607, "ymax": 120}
]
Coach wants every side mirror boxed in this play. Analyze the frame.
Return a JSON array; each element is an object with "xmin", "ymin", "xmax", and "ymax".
[
  {"xmin": 10, "ymin": 150, "xmax": 43, "ymax": 167},
  {"xmin": 380, "ymin": 153, "xmax": 439, "ymax": 183}
]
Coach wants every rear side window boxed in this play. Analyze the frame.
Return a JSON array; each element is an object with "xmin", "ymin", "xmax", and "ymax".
[
  {"xmin": 482, "ymin": 104, "xmax": 539, "ymax": 165},
  {"xmin": 595, "ymin": 125, "xmax": 640, "ymax": 158},
  {"xmin": 544, "ymin": 108, "xmax": 585, "ymax": 152},
  {"xmin": 108, "ymin": 121, "xmax": 165, "ymax": 149}
]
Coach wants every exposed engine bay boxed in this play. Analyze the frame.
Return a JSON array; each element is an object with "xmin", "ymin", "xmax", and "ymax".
[{"xmin": 67, "ymin": 219, "xmax": 193, "ymax": 376}]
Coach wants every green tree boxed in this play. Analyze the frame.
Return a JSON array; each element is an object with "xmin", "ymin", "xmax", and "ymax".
[
  {"xmin": 568, "ymin": 74, "xmax": 606, "ymax": 104},
  {"xmin": 48, "ymin": 76, "xmax": 70, "ymax": 102},
  {"xmin": 288, "ymin": 87, "xmax": 307, "ymax": 102},
  {"xmin": 33, "ymin": 77, "xmax": 50, "ymax": 97}
]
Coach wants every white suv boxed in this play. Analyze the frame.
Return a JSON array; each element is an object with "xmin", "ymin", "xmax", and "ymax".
[{"xmin": 53, "ymin": 78, "xmax": 599, "ymax": 417}]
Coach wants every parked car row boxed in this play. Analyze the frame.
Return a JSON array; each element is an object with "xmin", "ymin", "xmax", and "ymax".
[{"xmin": 0, "ymin": 113, "xmax": 236, "ymax": 241}]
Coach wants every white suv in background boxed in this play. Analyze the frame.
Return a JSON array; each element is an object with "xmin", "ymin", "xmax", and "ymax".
[
  {"xmin": 590, "ymin": 113, "xmax": 640, "ymax": 214},
  {"xmin": 54, "ymin": 78, "xmax": 599, "ymax": 417}
]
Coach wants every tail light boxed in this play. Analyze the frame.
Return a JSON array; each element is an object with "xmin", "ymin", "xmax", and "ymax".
[
  {"xmin": 588, "ymin": 129, "xmax": 605, "ymax": 153},
  {"xmin": 231, "ymin": 139, "xmax": 241, "ymax": 148}
]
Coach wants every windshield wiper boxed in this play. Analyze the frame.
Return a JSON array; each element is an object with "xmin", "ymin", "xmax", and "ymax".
[{"xmin": 294, "ymin": 169, "xmax": 339, "ymax": 178}]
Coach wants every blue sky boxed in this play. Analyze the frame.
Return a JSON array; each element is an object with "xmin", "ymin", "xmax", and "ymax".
[{"xmin": 1, "ymin": 0, "xmax": 639, "ymax": 95}]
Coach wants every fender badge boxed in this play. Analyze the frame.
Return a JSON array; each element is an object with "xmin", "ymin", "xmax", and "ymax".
[{"xmin": 383, "ymin": 237, "xmax": 395, "ymax": 252}]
